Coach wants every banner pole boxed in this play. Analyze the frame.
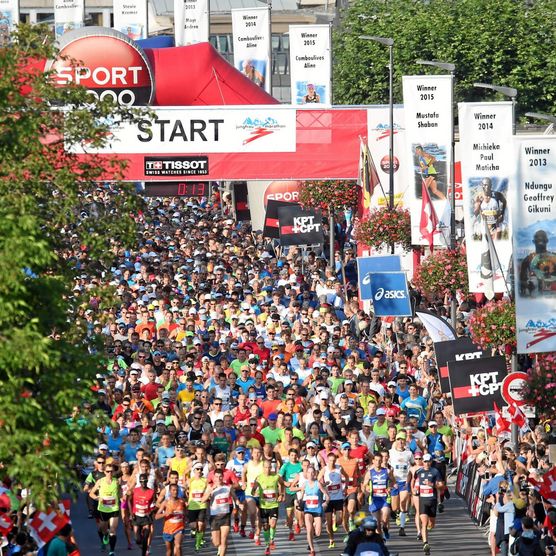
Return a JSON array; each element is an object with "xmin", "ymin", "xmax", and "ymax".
[
  {"xmin": 267, "ymin": 1, "xmax": 272, "ymax": 96},
  {"xmin": 329, "ymin": 211, "xmax": 334, "ymax": 267}
]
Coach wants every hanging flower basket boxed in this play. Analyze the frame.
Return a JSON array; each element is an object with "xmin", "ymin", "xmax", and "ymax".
[
  {"xmin": 468, "ymin": 299, "xmax": 516, "ymax": 351},
  {"xmin": 412, "ymin": 249, "xmax": 468, "ymax": 298},
  {"xmin": 354, "ymin": 207, "xmax": 412, "ymax": 252},
  {"xmin": 520, "ymin": 353, "xmax": 556, "ymax": 420},
  {"xmin": 299, "ymin": 180, "xmax": 359, "ymax": 213}
]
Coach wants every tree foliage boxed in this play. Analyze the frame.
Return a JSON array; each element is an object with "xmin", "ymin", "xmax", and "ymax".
[
  {"xmin": 0, "ymin": 25, "xmax": 143, "ymax": 508},
  {"xmin": 333, "ymin": 0, "xmax": 556, "ymax": 118}
]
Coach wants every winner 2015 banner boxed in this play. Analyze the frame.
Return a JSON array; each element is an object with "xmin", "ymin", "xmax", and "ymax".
[
  {"xmin": 458, "ymin": 102, "xmax": 513, "ymax": 295},
  {"xmin": 513, "ymin": 135, "xmax": 556, "ymax": 354}
]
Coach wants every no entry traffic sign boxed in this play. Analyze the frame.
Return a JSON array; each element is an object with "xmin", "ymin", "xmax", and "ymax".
[{"xmin": 501, "ymin": 372, "xmax": 528, "ymax": 407}]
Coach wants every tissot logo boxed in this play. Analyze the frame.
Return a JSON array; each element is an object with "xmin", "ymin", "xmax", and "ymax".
[
  {"xmin": 144, "ymin": 156, "xmax": 209, "ymax": 176},
  {"xmin": 373, "ymin": 288, "xmax": 406, "ymax": 301}
]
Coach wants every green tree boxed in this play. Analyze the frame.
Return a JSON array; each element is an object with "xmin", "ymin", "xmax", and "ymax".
[
  {"xmin": 333, "ymin": 0, "xmax": 556, "ymax": 117},
  {"xmin": 0, "ymin": 25, "xmax": 143, "ymax": 509}
]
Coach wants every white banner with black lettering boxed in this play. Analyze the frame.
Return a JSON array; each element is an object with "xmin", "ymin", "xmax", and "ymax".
[
  {"xmin": 54, "ymin": 0, "xmax": 84, "ymax": 38},
  {"xmin": 402, "ymin": 75, "xmax": 453, "ymax": 246},
  {"xmin": 289, "ymin": 24, "xmax": 331, "ymax": 105},
  {"xmin": 174, "ymin": 0, "xmax": 209, "ymax": 46},
  {"xmin": 231, "ymin": 7, "xmax": 271, "ymax": 94},
  {"xmin": 0, "ymin": 0, "xmax": 19, "ymax": 41},
  {"xmin": 458, "ymin": 102, "xmax": 513, "ymax": 294},
  {"xmin": 513, "ymin": 135, "xmax": 556, "ymax": 354},
  {"xmin": 114, "ymin": 0, "xmax": 148, "ymax": 40}
]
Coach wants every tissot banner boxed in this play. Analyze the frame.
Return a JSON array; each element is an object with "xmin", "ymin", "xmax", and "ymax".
[
  {"xmin": 232, "ymin": 7, "xmax": 271, "ymax": 94},
  {"xmin": 0, "ymin": 0, "xmax": 19, "ymax": 42},
  {"xmin": 402, "ymin": 75, "xmax": 453, "ymax": 246},
  {"xmin": 74, "ymin": 107, "xmax": 297, "ymax": 154},
  {"xmin": 434, "ymin": 337, "xmax": 485, "ymax": 394},
  {"xmin": 357, "ymin": 255, "xmax": 401, "ymax": 301},
  {"xmin": 54, "ymin": 0, "xmax": 84, "ymax": 37},
  {"xmin": 513, "ymin": 135, "xmax": 556, "ymax": 354},
  {"xmin": 368, "ymin": 272, "xmax": 412, "ymax": 317},
  {"xmin": 277, "ymin": 204, "xmax": 323, "ymax": 246},
  {"xmin": 366, "ymin": 105, "xmax": 408, "ymax": 209},
  {"xmin": 263, "ymin": 199, "xmax": 295, "ymax": 239},
  {"xmin": 174, "ymin": 0, "xmax": 209, "ymax": 46},
  {"xmin": 458, "ymin": 102, "xmax": 513, "ymax": 294},
  {"xmin": 114, "ymin": 0, "xmax": 148, "ymax": 40},
  {"xmin": 448, "ymin": 356, "xmax": 507, "ymax": 416},
  {"xmin": 289, "ymin": 24, "xmax": 331, "ymax": 105}
]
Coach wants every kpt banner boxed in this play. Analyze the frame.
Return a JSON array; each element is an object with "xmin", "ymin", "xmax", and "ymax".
[
  {"xmin": 513, "ymin": 135, "xmax": 556, "ymax": 354},
  {"xmin": 402, "ymin": 75, "xmax": 453, "ymax": 246},
  {"xmin": 357, "ymin": 255, "xmax": 401, "ymax": 301},
  {"xmin": 448, "ymin": 356, "xmax": 507, "ymax": 416},
  {"xmin": 232, "ymin": 7, "xmax": 271, "ymax": 94},
  {"xmin": 277, "ymin": 205, "xmax": 323, "ymax": 246},
  {"xmin": 0, "ymin": 0, "xmax": 19, "ymax": 43},
  {"xmin": 458, "ymin": 102, "xmax": 513, "ymax": 295},
  {"xmin": 114, "ymin": 0, "xmax": 148, "ymax": 40},
  {"xmin": 174, "ymin": 0, "xmax": 209, "ymax": 46},
  {"xmin": 368, "ymin": 272, "xmax": 412, "ymax": 317},
  {"xmin": 54, "ymin": 0, "xmax": 84, "ymax": 38},
  {"xmin": 289, "ymin": 24, "xmax": 331, "ymax": 105},
  {"xmin": 263, "ymin": 199, "xmax": 295, "ymax": 239}
]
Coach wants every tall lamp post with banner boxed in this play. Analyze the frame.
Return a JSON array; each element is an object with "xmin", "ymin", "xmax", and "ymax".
[
  {"xmin": 525, "ymin": 112, "xmax": 556, "ymax": 130},
  {"xmin": 416, "ymin": 59, "xmax": 456, "ymax": 328}
]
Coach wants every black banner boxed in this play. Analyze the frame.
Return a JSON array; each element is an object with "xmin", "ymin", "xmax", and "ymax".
[
  {"xmin": 233, "ymin": 181, "xmax": 251, "ymax": 222},
  {"xmin": 456, "ymin": 460, "xmax": 489, "ymax": 526},
  {"xmin": 262, "ymin": 199, "xmax": 295, "ymax": 239},
  {"xmin": 277, "ymin": 205, "xmax": 323, "ymax": 246},
  {"xmin": 143, "ymin": 182, "xmax": 210, "ymax": 197},
  {"xmin": 448, "ymin": 356, "xmax": 507, "ymax": 416},
  {"xmin": 434, "ymin": 338, "xmax": 485, "ymax": 394}
]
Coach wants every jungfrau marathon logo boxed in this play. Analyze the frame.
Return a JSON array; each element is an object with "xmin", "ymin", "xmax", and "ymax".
[
  {"xmin": 372, "ymin": 122, "xmax": 403, "ymax": 141},
  {"xmin": 523, "ymin": 318, "xmax": 556, "ymax": 349},
  {"xmin": 373, "ymin": 287, "xmax": 407, "ymax": 301},
  {"xmin": 467, "ymin": 371, "xmax": 502, "ymax": 397},
  {"xmin": 239, "ymin": 116, "xmax": 286, "ymax": 145},
  {"xmin": 292, "ymin": 216, "xmax": 320, "ymax": 234}
]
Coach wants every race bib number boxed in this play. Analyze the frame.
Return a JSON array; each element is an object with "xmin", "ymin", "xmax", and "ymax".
[
  {"xmin": 101, "ymin": 497, "xmax": 116, "ymax": 507},
  {"xmin": 305, "ymin": 495, "xmax": 319, "ymax": 509},
  {"xmin": 192, "ymin": 491, "xmax": 203, "ymax": 499},
  {"xmin": 262, "ymin": 489, "xmax": 276, "ymax": 502}
]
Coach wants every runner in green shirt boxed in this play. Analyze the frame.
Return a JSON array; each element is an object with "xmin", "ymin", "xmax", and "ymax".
[{"xmin": 279, "ymin": 448, "xmax": 303, "ymax": 541}]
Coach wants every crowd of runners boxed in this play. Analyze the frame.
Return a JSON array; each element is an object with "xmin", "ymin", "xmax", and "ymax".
[{"xmin": 5, "ymin": 188, "xmax": 555, "ymax": 556}]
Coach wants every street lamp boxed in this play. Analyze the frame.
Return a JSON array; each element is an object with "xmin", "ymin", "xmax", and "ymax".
[
  {"xmin": 474, "ymin": 83, "xmax": 518, "ymax": 134},
  {"xmin": 525, "ymin": 112, "xmax": 556, "ymax": 132},
  {"xmin": 416, "ymin": 59, "xmax": 457, "ymax": 328},
  {"xmin": 359, "ymin": 35, "xmax": 395, "ymax": 214}
]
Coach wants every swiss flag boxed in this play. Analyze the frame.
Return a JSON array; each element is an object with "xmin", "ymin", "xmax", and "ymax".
[
  {"xmin": 539, "ymin": 467, "xmax": 556, "ymax": 505},
  {"xmin": 493, "ymin": 402, "xmax": 510, "ymax": 433},
  {"xmin": 507, "ymin": 403, "xmax": 526, "ymax": 428},
  {"xmin": 0, "ymin": 512, "xmax": 13, "ymax": 536},
  {"xmin": 29, "ymin": 507, "xmax": 70, "ymax": 547}
]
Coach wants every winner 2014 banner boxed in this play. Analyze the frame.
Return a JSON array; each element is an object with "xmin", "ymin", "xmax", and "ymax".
[{"xmin": 513, "ymin": 135, "xmax": 556, "ymax": 354}]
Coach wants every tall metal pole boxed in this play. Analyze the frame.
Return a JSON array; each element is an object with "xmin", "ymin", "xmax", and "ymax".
[
  {"xmin": 329, "ymin": 211, "xmax": 335, "ymax": 267},
  {"xmin": 388, "ymin": 43, "xmax": 394, "ymax": 212}
]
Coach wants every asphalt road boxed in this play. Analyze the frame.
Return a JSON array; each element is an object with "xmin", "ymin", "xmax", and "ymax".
[{"xmin": 72, "ymin": 480, "xmax": 490, "ymax": 556}]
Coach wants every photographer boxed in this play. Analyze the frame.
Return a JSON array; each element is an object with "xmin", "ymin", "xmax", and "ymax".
[{"xmin": 494, "ymin": 480, "xmax": 516, "ymax": 556}]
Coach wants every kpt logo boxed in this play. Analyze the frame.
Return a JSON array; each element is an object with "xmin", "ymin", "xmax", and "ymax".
[
  {"xmin": 292, "ymin": 216, "xmax": 320, "ymax": 234},
  {"xmin": 468, "ymin": 371, "xmax": 502, "ymax": 397}
]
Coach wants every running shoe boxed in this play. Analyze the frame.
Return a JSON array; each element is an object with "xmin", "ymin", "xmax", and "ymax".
[
  {"xmin": 294, "ymin": 522, "xmax": 301, "ymax": 535},
  {"xmin": 249, "ymin": 530, "xmax": 255, "ymax": 540},
  {"xmin": 395, "ymin": 515, "xmax": 401, "ymax": 526},
  {"xmin": 240, "ymin": 527, "xmax": 246, "ymax": 538},
  {"xmin": 191, "ymin": 530, "xmax": 196, "ymax": 538},
  {"xmin": 438, "ymin": 502, "xmax": 444, "ymax": 513},
  {"xmin": 399, "ymin": 527, "xmax": 406, "ymax": 537},
  {"xmin": 103, "ymin": 533, "xmax": 110, "ymax": 546},
  {"xmin": 343, "ymin": 535, "xmax": 350, "ymax": 544},
  {"xmin": 383, "ymin": 527, "xmax": 390, "ymax": 540},
  {"xmin": 423, "ymin": 542, "xmax": 431, "ymax": 554},
  {"xmin": 233, "ymin": 520, "xmax": 240, "ymax": 533},
  {"xmin": 264, "ymin": 546, "xmax": 271, "ymax": 556},
  {"xmin": 288, "ymin": 532, "xmax": 295, "ymax": 542},
  {"xmin": 255, "ymin": 537, "xmax": 261, "ymax": 546},
  {"xmin": 332, "ymin": 521, "xmax": 338, "ymax": 532},
  {"xmin": 417, "ymin": 532, "xmax": 423, "ymax": 541},
  {"xmin": 348, "ymin": 519, "xmax": 355, "ymax": 530},
  {"xmin": 270, "ymin": 541, "xmax": 276, "ymax": 550},
  {"xmin": 328, "ymin": 540, "xmax": 335, "ymax": 549},
  {"xmin": 109, "ymin": 552, "xmax": 115, "ymax": 556}
]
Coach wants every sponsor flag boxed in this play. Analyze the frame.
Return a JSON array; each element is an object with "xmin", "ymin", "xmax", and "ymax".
[
  {"xmin": 28, "ymin": 507, "xmax": 70, "ymax": 548},
  {"xmin": 447, "ymin": 355, "xmax": 507, "ymax": 416},
  {"xmin": 458, "ymin": 102, "xmax": 513, "ymax": 294},
  {"xmin": 54, "ymin": 0, "xmax": 84, "ymax": 38},
  {"xmin": 289, "ymin": 24, "xmax": 331, "ymax": 105},
  {"xmin": 368, "ymin": 271, "xmax": 412, "ymax": 317},
  {"xmin": 174, "ymin": 0, "xmax": 209, "ymax": 46},
  {"xmin": 277, "ymin": 205, "xmax": 323, "ymax": 247},
  {"xmin": 113, "ymin": 0, "xmax": 148, "ymax": 40},
  {"xmin": 433, "ymin": 337, "xmax": 484, "ymax": 394},
  {"xmin": 232, "ymin": 7, "xmax": 271, "ymax": 94},
  {"xmin": 0, "ymin": 512, "xmax": 13, "ymax": 536},
  {"xmin": 419, "ymin": 175, "xmax": 440, "ymax": 250},
  {"xmin": 415, "ymin": 309, "xmax": 456, "ymax": 343},
  {"xmin": 233, "ymin": 181, "xmax": 251, "ymax": 222},
  {"xmin": 357, "ymin": 255, "xmax": 401, "ymax": 301},
  {"xmin": 513, "ymin": 135, "xmax": 556, "ymax": 354},
  {"xmin": 493, "ymin": 402, "xmax": 510, "ymax": 433},
  {"xmin": 357, "ymin": 136, "xmax": 382, "ymax": 219},
  {"xmin": 263, "ymin": 199, "xmax": 295, "ymax": 239},
  {"xmin": 507, "ymin": 403, "xmax": 526, "ymax": 428}
]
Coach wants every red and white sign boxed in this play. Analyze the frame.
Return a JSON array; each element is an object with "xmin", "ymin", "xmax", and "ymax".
[
  {"xmin": 501, "ymin": 372, "xmax": 528, "ymax": 407},
  {"xmin": 0, "ymin": 512, "xmax": 13, "ymax": 537},
  {"xmin": 29, "ymin": 507, "xmax": 70, "ymax": 547},
  {"xmin": 46, "ymin": 28, "xmax": 154, "ymax": 106}
]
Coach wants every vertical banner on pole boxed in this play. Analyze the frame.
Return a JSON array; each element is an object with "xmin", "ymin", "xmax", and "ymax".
[
  {"xmin": 231, "ymin": 7, "xmax": 271, "ymax": 94},
  {"xmin": 54, "ymin": 0, "xmax": 84, "ymax": 38},
  {"xmin": 174, "ymin": 0, "xmax": 209, "ymax": 46},
  {"xmin": 289, "ymin": 24, "xmax": 331, "ymax": 105},
  {"xmin": 0, "ymin": 0, "xmax": 19, "ymax": 43},
  {"xmin": 458, "ymin": 102, "xmax": 513, "ymax": 295},
  {"xmin": 513, "ymin": 135, "xmax": 556, "ymax": 354},
  {"xmin": 114, "ymin": 0, "xmax": 148, "ymax": 40},
  {"xmin": 402, "ymin": 75, "xmax": 453, "ymax": 246}
]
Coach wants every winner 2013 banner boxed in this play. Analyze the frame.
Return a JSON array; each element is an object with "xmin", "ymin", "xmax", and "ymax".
[{"xmin": 513, "ymin": 135, "xmax": 556, "ymax": 354}]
